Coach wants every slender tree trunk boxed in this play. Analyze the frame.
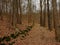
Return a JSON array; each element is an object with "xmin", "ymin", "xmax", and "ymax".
[
  {"xmin": 28, "ymin": 0, "xmax": 32, "ymax": 25},
  {"xmin": 44, "ymin": 0, "xmax": 48, "ymax": 28},
  {"xmin": 0, "ymin": 6, "xmax": 2, "ymax": 20},
  {"xmin": 6, "ymin": 0, "xmax": 9, "ymax": 23},
  {"xmin": 17, "ymin": 0, "xmax": 22, "ymax": 24},
  {"xmin": 40, "ymin": 0, "xmax": 43, "ymax": 26},
  {"xmin": 10, "ymin": 0, "xmax": 14, "ymax": 26},
  {"xmin": 0, "ymin": 0, "xmax": 3, "ymax": 20},
  {"xmin": 47, "ymin": 0, "xmax": 53, "ymax": 30},
  {"xmin": 16, "ymin": 0, "xmax": 19, "ymax": 24},
  {"xmin": 58, "ymin": 0, "xmax": 60, "ymax": 30},
  {"xmin": 6, "ymin": 0, "xmax": 9, "ymax": 21},
  {"xmin": 15, "ymin": 0, "xmax": 18, "ymax": 24},
  {"xmin": 11, "ymin": 0, "xmax": 14, "ymax": 26},
  {"xmin": 0, "ymin": 0, "xmax": 1, "ymax": 19},
  {"xmin": 52, "ymin": 0, "xmax": 60, "ymax": 42},
  {"xmin": 0, "ymin": 10, "xmax": 2, "ymax": 20},
  {"xmin": 6, "ymin": 0, "xmax": 7, "ymax": 13},
  {"xmin": 7, "ymin": 0, "xmax": 12, "ymax": 29},
  {"xmin": 47, "ymin": 0, "xmax": 50, "ymax": 30},
  {"xmin": 50, "ymin": 0, "xmax": 55, "ymax": 30},
  {"xmin": 43, "ymin": 0, "xmax": 46, "ymax": 27},
  {"xmin": 12, "ymin": 0, "xmax": 17, "ymax": 28}
]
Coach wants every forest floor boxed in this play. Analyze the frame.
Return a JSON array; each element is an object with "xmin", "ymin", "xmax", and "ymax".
[{"xmin": 0, "ymin": 15, "xmax": 60, "ymax": 45}]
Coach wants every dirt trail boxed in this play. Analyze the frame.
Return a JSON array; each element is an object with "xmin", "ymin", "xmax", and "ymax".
[
  {"xmin": 14, "ymin": 24, "xmax": 60, "ymax": 45},
  {"xmin": 21, "ymin": 24, "xmax": 57, "ymax": 45}
]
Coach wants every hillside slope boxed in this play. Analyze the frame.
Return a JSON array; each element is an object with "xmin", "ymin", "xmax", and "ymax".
[{"xmin": 0, "ymin": 16, "xmax": 60, "ymax": 45}]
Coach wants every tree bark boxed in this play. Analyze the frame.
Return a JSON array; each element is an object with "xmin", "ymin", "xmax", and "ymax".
[
  {"xmin": 40, "ymin": 0, "xmax": 43, "ymax": 26},
  {"xmin": 12, "ymin": 0, "xmax": 17, "ymax": 28},
  {"xmin": 0, "ymin": 9, "xmax": 2, "ymax": 20},
  {"xmin": 43, "ymin": 0, "xmax": 46, "ymax": 27},
  {"xmin": 17, "ymin": 0, "xmax": 22, "ymax": 24},
  {"xmin": 52, "ymin": 0, "xmax": 60, "ymax": 42},
  {"xmin": 0, "ymin": 2, "xmax": 2, "ymax": 20},
  {"xmin": 47, "ymin": 0, "xmax": 52, "ymax": 30},
  {"xmin": 28, "ymin": 0, "xmax": 32, "ymax": 25}
]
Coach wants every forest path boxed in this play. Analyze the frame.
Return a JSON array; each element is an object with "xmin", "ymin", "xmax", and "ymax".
[{"xmin": 21, "ymin": 24, "xmax": 58, "ymax": 45}]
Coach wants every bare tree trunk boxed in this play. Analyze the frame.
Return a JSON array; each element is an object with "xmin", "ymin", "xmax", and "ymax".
[
  {"xmin": 7, "ymin": 0, "xmax": 12, "ymax": 29},
  {"xmin": 47, "ymin": 0, "xmax": 50, "ymax": 30},
  {"xmin": 6, "ymin": 0, "xmax": 7, "ymax": 13},
  {"xmin": 40, "ymin": 0, "xmax": 43, "ymax": 26},
  {"xmin": 52, "ymin": 0, "xmax": 60, "ymax": 42},
  {"xmin": 59, "ymin": 0, "xmax": 60, "ymax": 25},
  {"xmin": 43, "ymin": 0, "xmax": 46, "ymax": 27},
  {"xmin": 50, "ymin": 0, "xmax": 55, "ymax": 30},
  {"xmin": 11, "ymin": 0, "xmax": 14, "ymax": 26},
  {"xmin": 12, "ymin": 0, "xmax": 17, "ymax": 28},
  {"xmin": 6, "ymin": 0, "xmax": 9, "ymax": 21},
  {"xmin": 17, "ymin": 0, "xmax": 22, "ymax": 24},
  {"xmin": 44, "ymin": 0, "xmax": 48, "ymax": 28},
  {"xmin": 0, "ymin": 0, "xmax": 3, "ymax": 20},
  {"xmin": 0, "ymin": 10, "xmax": 2, "ymax": 20},
  {"xmin": 16, "ymin": 0, "xmax": 19, "ymax": 24},
  {"xmin": 15, "ymin": 0, "xmax": 20, "ymax": 24},
  {"xmin": 28, "ymin": 0, "xmax": 32, "ymax": 25},
  {"xmin": 47, "ymin": 0, "xmax": 52, "ymax": 30},
  {"xmin": 0, "ymin": 5, "xmax": 2, "ymax": 20},
  {"xmin": 10, "ymin": 0, "xmax": 14, "ymax": 26}
]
